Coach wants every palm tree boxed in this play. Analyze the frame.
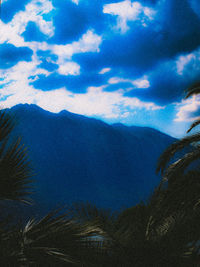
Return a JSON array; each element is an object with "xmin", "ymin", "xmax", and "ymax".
[
  {"xmin": 0, "ymin": 110, "xmax": 33, "ymax": 202},
  {"xmin": 67, "ymin": 81, "xmax": 200, "ymax": 266},
  {"xmin": 153, "ymin": 81, "xmax": 200, "ymax": 266},
  {"xmin": 156, "ymin": 81, "xmax": 200, "ymax": 180},
  {"xmin": 68, "ymin": 199, "xmax": 200, "ymax": 267},
  {"xmin": 0, "ymin": 109, "xmax": 34, "ymax": 264},
  {"xmin": 0, "ymin": 110, "xmax": 105, "ymax": 266}
]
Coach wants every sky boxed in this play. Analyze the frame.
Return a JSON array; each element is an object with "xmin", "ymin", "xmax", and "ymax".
[{"xmin": 1, "ymin": 0, "xmax": 200, "ymax": 137}]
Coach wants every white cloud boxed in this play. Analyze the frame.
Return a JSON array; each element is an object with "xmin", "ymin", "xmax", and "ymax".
[
  {"xmin": 52, "ymin": 30, "xmax": 102, "ymax": 60},
  {"xmin": 1, "ymin": 85, "xmax": 162, "ymax": 118},
  {"xmin": 0, "ymin": 57, "xmax": 50, "ymax": 109},
  {"xmin": 175, "ymin": 96, "xmax": 200, "ymax": 122},
  {"xmin": 0, "ymin": 0, "xmax": 160, "ymax": 122},
  {"xmin": 133, "ymin": 76, "xmax": 150, "ymax": 88},
  {"xmin": 0, "ymin": 59, "xmax": 161, "ymax": 119},
  {"xmin": 0, "ymin": 0, "xmax": 101, "ymax": 61},
  {"xmin": 175, "ymin": 46, "xmax": 200, "ymax": 78},
  {"xmin": 49, "ymin": 30, "xmax": 102, "ymax": 76},
  {"xmin": 103, "ymin": 0, "xmax": 155, "ymax": 33},
  {"xmin": 0, "ymin": 0, "xmax": 54, "ymax": 47},
  {"xmin": 71, "ymin": 0, "xmax": 79, "ymax": 4},
  {"xmin": 99, "ymin": 68, "xmax": 111, "ymax": 74},
  {"xmin": 22, "ymin": 29, "xmax": 101, "ymax": 76},
  {"xmin": 108, "ymin": 77, "xmax": 125, "ymax": 84},
  {"xmin": 57, "ymin": 62, "xmax": 80, "ymax": 76},
  {"xmin": 0, "ymin": 0, "xmax": 102, "ymax": 80},
  {"xmin": 108, "ymin": 75, "xmax": 150, "ymax": 88},
  {"xmin": 176, "ymin": 53, "xmax": 196, "ymax": 75}
]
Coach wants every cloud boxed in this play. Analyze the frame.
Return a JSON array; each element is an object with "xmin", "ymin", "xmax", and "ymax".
[
  {"xmin": 36, "ymin": 49, "xmax": 58, "ymax": 71},
  {"xmin": 57, "ymin": 62, "xmax": 80, "ymax": 76},
  {"xmin": 29, "ymin": 29, "xmax": 103, "ymax": 91},
  {"xmin": 173, "ymin": 48, "xmax": 200, "ymax": 123},
  {"xmin": 23, "ymin": 28, "xmax": 102, "ymax": 91},
  {"xmin": 99, "ymin": 67, "xmax": 111, "ymax": 74},
  {"xmin": 71, "ymin": 0, "xmax": 79, "ymax": 5},
  {"xmin": 30, "ymin": 29, "xmax": 101, "ymax": 81},
  {"xmin": 1, "ymin": 83, "xmax": 162, "ymax": 119},
  {"xmin": 175, "ymin": 96, "xmax": 200, "ymax": 122},
  {"xmin": 108, "ymin": 75, "xmax": 150, "ymax": 88},
  {"xmin": 0, "ymin": 58, "xmax": 162, "ymax": 119},
  {"xmin": 175, "ymin": 48, "xmax": 200, "ymax": 80},
  {"xmin": 52, "ymin": 30, "xmax": 102, "ymax": 60},
  {"xmin": 103, "ymin": 0, "xmax": 155, "ymax": 33},
  {"xmin": 176, "ymin": 53, "xmax": 196, "ymax": 75},
  {"xmin": 31, "ymin": 65, "xmax": 149, "ymax": 94},
  {"xmin": 0, "ymin": 0, "xmax": 54, "ymax": 47},
  {"xmin": 74, "ymin": 0, "xmax": 200, "ymax": 93},
  {"xmin": 133, "ymin": 76, "xmax": 150, "ymax": 88},
  {"xmin": 1, "ymin": 0, "xmax": 200, "ymax": 137}
]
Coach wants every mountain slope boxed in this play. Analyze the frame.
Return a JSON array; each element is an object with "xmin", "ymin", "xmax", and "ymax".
[{"xmin": 9, "ymin": 104, "xmax": 176, "ymax": 213}]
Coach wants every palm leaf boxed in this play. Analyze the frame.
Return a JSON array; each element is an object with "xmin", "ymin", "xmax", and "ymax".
[
  {"xmin": 69, "ymin": 202, "xmax": 117, "ymax": 232},
  {"xmin": 0, "ymin": 138, "xmax": 33, "ymax": 202},
  {"xmin": 18, "ymin": 209, "xmax": 105, "ymax": 266},
  {"xmin": 187, "ymin": 119, "xmax": 200, "ymax": 133},
  {"xmin": 0, "ymin": 110, "xmax": 33, "ymax": 203},
  {"xmin": 156, "ymin": 133, "xmax": 200, "ymax": 175},
  {"xmin": 0, "ymin": 110, "xmax": 14, "ymax": 141},
  {"xmin": 185, "ymin": 81, "xmax": 200, "ymax": 99},
  {"xmin": 162, "ymin": 148, "xmax": 200, "ymax": 181}
]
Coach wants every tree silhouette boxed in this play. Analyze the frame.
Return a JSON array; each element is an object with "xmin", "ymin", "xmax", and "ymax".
[
  {"xmin": 2, "ymin": 88, "xmax": 200, "ymax": 266},
  {"xmin": 62, "ymin": 81, "xmax": 200, "ymax": 266},
  {"xmin": 0, "ymin": 110, "xmax": 33, "ymax": 202},
  {"xmin": 0, "ymin": 110, "xmax": 104, "ymax": 266},
  {"xmin": 68, "ymin": 83, "xmax": 200, "ymax": 265},
  {"xmin": 153, "ymin": 82, "xmax": 200, "ymax": 266},
  {"xmin": 157, "ymin": 81, "xmax": 200, "ymax": 180},
  {"xmin": 68, "ymin": 193, "xmax": 200, "ymax": 267}
]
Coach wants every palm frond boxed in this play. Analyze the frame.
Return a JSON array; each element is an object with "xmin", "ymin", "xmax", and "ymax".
[
  {"xmin": 162, "ymin": 148, "xmax": 200, "ymax": 181},
  {"xmin": 156, "ymin": 133, "xmax": 200, "ymax": 175},
  {"xmin": 0, "ymin": 110, "xmax": 34, "ymax": 203},
  {"xmin": 0, "ymin": 138, "xmax": 33, "ymax": 202},
  {"xmin": 18, "ymin": 209, "xmax": 105, "ymax": 266},
  {"xmin": 185, "ymin": 81, "xmax": 200, "ymax": 99},
  {"xmin": 187, "ymin": 119, "xmax": 200, "ymax": 133},
  {"xmin": 0, "ymin": 110, "xmax": 14, "ymax": 142},
  {"xmin": 69, "ymin": 202, "xmax": 117, "ymax": 232}
]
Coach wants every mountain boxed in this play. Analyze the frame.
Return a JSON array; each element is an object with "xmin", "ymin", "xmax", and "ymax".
[{"xmin": 8, "ymin": 104, "xmax": 176, "ymax": 214}]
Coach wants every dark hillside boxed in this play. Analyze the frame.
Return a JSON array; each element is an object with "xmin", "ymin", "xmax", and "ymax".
[{"xmin": 9, "ymin": 104, "xmax": 176, "ymax": 214}]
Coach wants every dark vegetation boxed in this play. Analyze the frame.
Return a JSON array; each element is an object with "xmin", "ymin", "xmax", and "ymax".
[{"xmin": 1, "ymin": 83, "xmax": 200, "ymax": 266}]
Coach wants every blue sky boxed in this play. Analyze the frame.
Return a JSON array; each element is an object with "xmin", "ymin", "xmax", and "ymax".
[{"xmin": 0, "ymin": 0, "xmax": 200, "ymax": 137}]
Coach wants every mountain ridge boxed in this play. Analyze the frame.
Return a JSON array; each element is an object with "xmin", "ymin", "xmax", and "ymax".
[
  {"xmin": 7, "ymin": 104, "xmax": 176, "ymax": 214},
  {"xmin": 10, "ymin": 104, "xmax": 174, "ymax": 138}
]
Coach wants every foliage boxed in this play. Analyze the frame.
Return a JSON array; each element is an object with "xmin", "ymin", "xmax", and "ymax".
[
  {"xmin": 0, "ymin": 110, "xmax": 106, "ymax": 266},
  {"xmin": 157, "ymin": 81, "xmax": 200, "ymax": 180},
  {"xmin": 0, "ymin": 110, "xmax": 33, "ymax": 202},
  {"xmin": 65, "ymin": 81, "xmax": 200, "ymax": 266},
  {"xmin": 2, "ymin": 86, "xmax": 200, "ymax": 266}
]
